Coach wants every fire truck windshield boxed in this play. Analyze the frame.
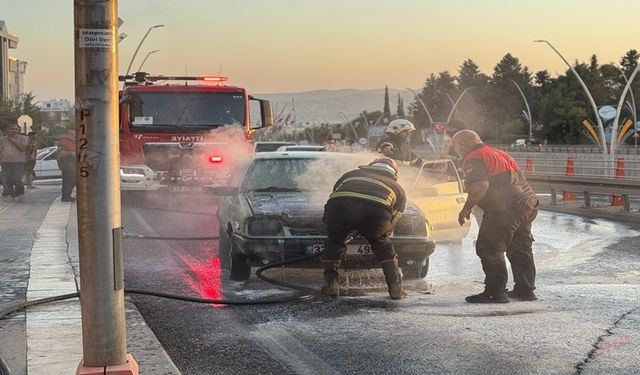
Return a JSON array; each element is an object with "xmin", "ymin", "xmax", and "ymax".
[{"xmin": 128, "ymin": 91, "xmax": 245, "ymax": 132}]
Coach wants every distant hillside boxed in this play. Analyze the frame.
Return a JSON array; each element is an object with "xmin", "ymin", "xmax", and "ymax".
[{"xmin": 257, "ymin": 88, "xmax": 416, "ymax": 124}]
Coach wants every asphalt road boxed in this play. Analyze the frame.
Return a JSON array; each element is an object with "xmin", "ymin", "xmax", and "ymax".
[{"xmin": 122, "ymin": 191, "xmax": 640, "ymax": 375}]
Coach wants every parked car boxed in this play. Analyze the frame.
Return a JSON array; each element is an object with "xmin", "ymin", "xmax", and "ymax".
[
  {"xmin": 0, "ymin": 146, "xmax": 61, "ymax": 180},
  {"xmin": 215, "ymin": 152, "xmax": 436, "ymax": 281},
  {"xmin": 34, "ymin": 146, "xmax": 62, "ymax": 179},
  {"xmin": 511, "ymin": 138, "xmax": 542, "ymax": 151},
  {"xmin": 253, "ymin": 141, "xmax": 296, "ymax": 153},
  {"xmin": 275, "ymin": 145, "xmax": 325, "ymax": 152}
]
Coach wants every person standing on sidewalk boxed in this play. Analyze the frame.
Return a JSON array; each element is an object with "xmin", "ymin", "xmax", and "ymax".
[
  {"xmin": 452, "ymin": 130, "xmax": 539, "ymax": 303},
  {"xmin": 24, "ymin": 132, "xmax": 38, "ymax": 189},
  {"xmin": 57, "ymin": 129, "xmax": 76, "ymax": 202},
  {"xmin": 0, "ymin": 124, "xmax": 28, "ymax": 201}
]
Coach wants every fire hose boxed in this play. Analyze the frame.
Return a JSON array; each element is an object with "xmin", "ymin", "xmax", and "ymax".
[{"xmin": 0, "ymin": 233, "xmax": 322, "ymax": 375}]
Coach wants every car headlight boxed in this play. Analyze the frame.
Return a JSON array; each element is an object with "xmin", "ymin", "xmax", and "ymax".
[{"xmin": 247, "ymin": 218, "xmax": 283, "ymax": 236}]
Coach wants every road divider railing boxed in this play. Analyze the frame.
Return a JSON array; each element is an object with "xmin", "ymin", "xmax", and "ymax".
[{"xmin": 525, "ymin": 174, "xmax": 640, "ymax": 213}]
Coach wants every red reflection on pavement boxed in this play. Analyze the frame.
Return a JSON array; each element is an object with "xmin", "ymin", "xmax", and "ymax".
[{"xmin": 177, "ymin": 252, "xmax": 223, "ymax": 305}]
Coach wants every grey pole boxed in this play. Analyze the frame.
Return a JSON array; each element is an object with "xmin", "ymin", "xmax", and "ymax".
[
  {"xmin": 510, "ymin": 79, "xmax": 533, "ymax": 137},
  {"xmin": 610, "ymin": 64, "xmax": 640, "ymax": 162},
  {"xmin": 137, "ymin": 49, "xmax": 160, "ymax": 72},
  {"xmin": 124, "ymin": 24, "xmax": 164, "ymax": 77},
  {"xmin": 535, "ymin": 40, "xmax": 608, "ymax": 157},
  {"xmin": 339, "ymin": 111, "xmax": 359, "ymax": 141},
  {"xmin": 405, "ymin": 87, "xmax": 434, "ymax": 125},
  {"xmin": 74, "ymin": 0, "xmax": 128, "ymax": 367}
]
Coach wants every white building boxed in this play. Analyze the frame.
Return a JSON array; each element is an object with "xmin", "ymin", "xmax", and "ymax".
[
  {"xmin": 37, "ymin": 99, "xmax": 73, "ymax": 123},
  {"xmin": 0, "ymin": 20, "xmax": 27, "ymax": 100}
]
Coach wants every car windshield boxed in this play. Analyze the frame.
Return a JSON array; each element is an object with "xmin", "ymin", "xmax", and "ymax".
[
  {"xmin": 128, "ymin": 91, "xmax": 245, "ymax": 132},
  {"xmin": 243, "ymin": 157, "xmax": 365, "ymax": 192}
]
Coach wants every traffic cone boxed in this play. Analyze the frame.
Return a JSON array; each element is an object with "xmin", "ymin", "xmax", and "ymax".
[
  {"xmin": 525, "ymin": 157, "xmax": 535, "ymax": 175},
  {"xmin": 612, "ymin": 158, "xmax": 625, "ymax": 206},
  {"xmin": 562, "ymin": 157, "xmax": 576, "ymax": 201}
]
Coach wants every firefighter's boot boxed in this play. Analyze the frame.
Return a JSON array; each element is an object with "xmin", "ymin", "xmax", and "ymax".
[
  {"xmin": 321, "ymin": 261, "xmax": 341, "ymax": 297},
  {"xmin": 381, "ymin": 258, "xmax": 407, "ymax": 300}
]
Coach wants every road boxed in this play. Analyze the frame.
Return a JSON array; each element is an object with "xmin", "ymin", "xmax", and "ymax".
[{"xmin": 122, "ymin": 192, "xmax": 640, "ymax": 375}]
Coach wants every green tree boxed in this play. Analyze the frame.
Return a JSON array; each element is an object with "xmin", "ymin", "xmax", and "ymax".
[
  {"xmin": 383, "ymin": 86, "xmax": 391, "ymax": 120},
  {"xmin": 396, "ymin": 93, "xmax": 405, "ymax": 118}
]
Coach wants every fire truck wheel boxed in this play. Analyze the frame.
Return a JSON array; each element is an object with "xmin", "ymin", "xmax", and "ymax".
[{"xmin": 229, "ymin": 252, "xmax": 251, "ymax": 281}]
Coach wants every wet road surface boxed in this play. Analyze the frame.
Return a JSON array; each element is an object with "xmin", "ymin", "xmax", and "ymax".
[{"xmin": 122, "ymin": 192, "xmax": 640, "ymax": 375}]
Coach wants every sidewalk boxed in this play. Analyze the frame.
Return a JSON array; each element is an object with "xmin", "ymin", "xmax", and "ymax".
[{"xmin": 0, "ymin": 185, "xmax": 181, "ymax": 375}]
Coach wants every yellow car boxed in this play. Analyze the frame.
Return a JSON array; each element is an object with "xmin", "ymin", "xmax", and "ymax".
[{"xmin": 399, "ymin": 159, "xmax": 471, "ymax": 243}]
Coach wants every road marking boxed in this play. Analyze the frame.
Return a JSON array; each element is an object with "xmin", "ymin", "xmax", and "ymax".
[{"xmin": 250, "ymin": 323, "xmax": 341, "ymax": 375}]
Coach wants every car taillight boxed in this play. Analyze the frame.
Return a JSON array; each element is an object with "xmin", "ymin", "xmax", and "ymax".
[{"xmin": 209, "ymin": 155, "xmax": 223, "ymax": 163}]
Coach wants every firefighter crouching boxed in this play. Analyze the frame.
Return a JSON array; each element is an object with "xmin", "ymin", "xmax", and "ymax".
[
  {"xmin": 453, "ymin": 130, "xmax": 539, "ymax": 303},
  {"xmin": 322, "ymin": 157, "xmax": 408, "ymax": 300},
  {"xmin": 376, "ymin": 119, "xmax": 423, "ymax": 166}
]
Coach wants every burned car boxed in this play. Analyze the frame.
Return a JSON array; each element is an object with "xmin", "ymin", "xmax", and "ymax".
[{"xmin": 215, "ymin": 152, "xmax": 436, "ymax": 281}]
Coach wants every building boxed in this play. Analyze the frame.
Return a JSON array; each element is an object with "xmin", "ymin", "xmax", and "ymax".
[
  {"xmin": 37, "ymin": 99, "xmax": 73, "ymax": 123},
  {"xmin": 0, "ymin": 20, "xmax": 27, "ymax": 100}
]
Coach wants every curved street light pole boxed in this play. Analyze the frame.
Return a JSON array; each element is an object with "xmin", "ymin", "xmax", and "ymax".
[
  {"xmin": 124, "ymin": 24, "xmax": 164, "ymax": 77},
  {"xmin": 137, "ymin": 49, "xmax": 160, "ymax": 72},
  {"xmin": 615, "ymin": 66, "xmax": 637, "ymax": 143},
  {"xmin": 339, "ymin": 111, "xmax": 359, "ymax": 141},
  {"xmin": 611, "ymin": 64, "xmax": 640, "ymax": 162},
  {"xmin": 510, "ymin": 79, "xmax": 533, "ymax": 138},
  {"xmin": 405, "ymin": 87, "xmax": 434, "ymax": 126},
  {"xmin": 534, "ymin": 40, "xmax": 608, "ymax": 157}
]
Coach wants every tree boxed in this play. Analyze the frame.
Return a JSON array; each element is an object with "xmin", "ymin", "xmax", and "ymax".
[
  {"xmin": 396, "ymin": 93, "xmax": 405, "ymax": 118},
  {"xmin": 619, "ymin": 49, "xmax": 639, "ymax": 77},
  {"xmin": 383, "ymin": 86, "xmax": 391, "ymax": 120}
]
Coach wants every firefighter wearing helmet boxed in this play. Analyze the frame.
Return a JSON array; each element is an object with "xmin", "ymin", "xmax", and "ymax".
[
  {"xmin": 376, "ymin": 119, "xmax": 423, "ymax": 166},
  {"xmin": 321, "ymin": 157, "xmax": 408, "ymax": 299}
]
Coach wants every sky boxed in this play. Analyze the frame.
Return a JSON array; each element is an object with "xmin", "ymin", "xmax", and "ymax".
[{"xmin": 2, "ymin": 0, "xmax": 640, "ymax": 100}]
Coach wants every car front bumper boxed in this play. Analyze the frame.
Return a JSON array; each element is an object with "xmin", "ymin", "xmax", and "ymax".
[{"xmin": 231, "ymin": 234, "xmax": 436, "ymax": 269}]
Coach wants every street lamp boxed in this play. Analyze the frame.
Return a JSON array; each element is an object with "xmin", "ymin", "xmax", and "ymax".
[
  {"xmin": 509, "ymin": 79, "xmax": 533, "ymax": 138},
  {"xmin": 124, "ymin": 24, "xmax": 164, "ymax": 76},
  {"xmin": 137, "ymin": 49, "xmax": 160, "ymax": 72},
  {"xmin": 405, "ymin": 87, "xmax": 434, "ymax": 126},
  {"xmin": 339, "ymin": 111, "xmax": 359, "ymax": 141},
  {"xmin": 534, "ymin": 39, "xmax": 608, "ymax": 157}
]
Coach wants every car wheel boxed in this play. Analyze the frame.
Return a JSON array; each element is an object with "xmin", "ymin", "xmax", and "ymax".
[
  {"xmin": 229, "ymin": 252, "xmax": 251, "ymax": 281},
  {"xmin": 402, "ymin": 258, "xmax": 430, "ymax": 279},
  {"xmin": 218, "ymin": 222, "xmax": 231, "ymax": 268}
]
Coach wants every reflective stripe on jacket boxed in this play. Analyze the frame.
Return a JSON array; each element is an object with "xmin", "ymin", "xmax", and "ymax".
[{"xmin": 329, "ymin": 167, "xmax": 407, "ymax": 223}]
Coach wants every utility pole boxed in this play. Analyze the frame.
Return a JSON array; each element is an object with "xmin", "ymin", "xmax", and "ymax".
[{"xmin": 74, "ymin": 0, "xmax": 137, "ymax": 373}]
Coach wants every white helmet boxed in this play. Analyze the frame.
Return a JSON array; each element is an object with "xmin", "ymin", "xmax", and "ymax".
[{"xmin": 386, "ymin": 119, "xmax": 416, "ymax": 134}]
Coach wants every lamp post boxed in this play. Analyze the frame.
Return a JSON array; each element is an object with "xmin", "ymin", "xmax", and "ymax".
[
  {"xmin": 510, "ymin": 79, "xmax": 533, "ymax": 138},
  {"xmin": 610, "ymin": 64, "xmax": 640, "ymax": 162},
  {"xmin": 339, "ymin": 111, "xmax": 359, "ymax": 141},
  {"xmin": 124, "ymin": 24, "xmax": 164, "ymax": 76},
  {"xmin": 137, "ymin": 49, "xmax": 160, "ymax": 72},
  {"xmin": 405, "ymin": 87, "xmax": 434, "ymax": 126},
  {"xmin": 534, "ymin": 40, "xmax": 608, "ymax": 157}
]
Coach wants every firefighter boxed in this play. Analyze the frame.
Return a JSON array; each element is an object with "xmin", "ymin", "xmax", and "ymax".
[
  {"xmin": 322, "ymin": 157, "xmax": 407, "ymax": 299},
  {"xmin": 377, "ymin": 119, "xmax": 423, "ymax": 166},
  {"xmin": 453, "ymin": 130, "xmax": 539, "ymax": 303}
]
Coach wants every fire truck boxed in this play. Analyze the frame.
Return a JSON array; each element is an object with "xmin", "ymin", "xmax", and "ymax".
[{"xmin": 117, "ymin": 72, "xmax": 273, "ymax": 192}]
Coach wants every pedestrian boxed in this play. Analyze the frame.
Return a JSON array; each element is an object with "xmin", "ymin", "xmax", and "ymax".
[
  {"xmin": 24, "ymin": 131, "xmax": 38, "ymax": 189},
  {"xmin": 376, "ymin": 119, "xmax": 423, "ymax": 166},
  {"xmin": 0, "ymin": 124, "xmax": 28, "ymax": 201},
  {"xmin": 452, "ymin": 130, "xmax": 539, "ymax": 303},
  {"xmin": 57, "ymin": 129, "xmax": 76, "ymax": 202},
  {"xmin": 321, "ymin": 157, "xmax": 408, "ymax": 299}
]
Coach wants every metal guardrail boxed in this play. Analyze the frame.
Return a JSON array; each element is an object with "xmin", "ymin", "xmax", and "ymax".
[
  {"xmin": 526, "ymin": 174, "xmax": 640, "ymax": 212},
  {"xmin": 513, "ymin": 157, "xmax": 640, "ymax": 180}
]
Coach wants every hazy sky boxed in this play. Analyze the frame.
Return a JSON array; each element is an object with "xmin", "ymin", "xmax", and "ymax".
[{"xmin": 3, "ymin": 0, "xmax": 640, "ymax": 100}]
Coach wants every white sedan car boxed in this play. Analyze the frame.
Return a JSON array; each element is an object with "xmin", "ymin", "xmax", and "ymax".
[{"xmin": 34, "ymin": 146, "xmax": 62, "ymax": 179}]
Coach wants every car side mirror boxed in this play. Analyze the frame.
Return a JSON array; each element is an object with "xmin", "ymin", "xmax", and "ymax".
[
  {"xmin": 249, "ymin": 97, "xmax": 274, "ymax": 129},
  {"xmin": 211, "ymin": 186, "xmax": 239, "ymax": 196}
]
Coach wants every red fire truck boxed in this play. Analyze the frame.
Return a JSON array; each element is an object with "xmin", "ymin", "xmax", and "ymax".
[{"xmin": 118, "ymin": 73, "xmax": 273, "ymax": 192}]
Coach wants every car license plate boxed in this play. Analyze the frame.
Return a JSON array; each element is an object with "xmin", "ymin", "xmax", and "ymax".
[
  {"xmin": 169, "ymin": 185, "xmax": 203, "ymax": 193},
  {"xmin": 306, "ymin": 244, "xmax": 373, "ymax": 256}
]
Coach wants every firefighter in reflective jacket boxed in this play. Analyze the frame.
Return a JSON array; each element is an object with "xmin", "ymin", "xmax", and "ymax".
[
  {"xmin": 376, "ymin": 119, "xmax": 423, "ymax": 166},
  {"xmin": 453, "ymin": 130, "xmax": 539, "ymax": 303},
  {"xmin": 322, "ymin": 157, "xmax": 408, "ymax": 299}
]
